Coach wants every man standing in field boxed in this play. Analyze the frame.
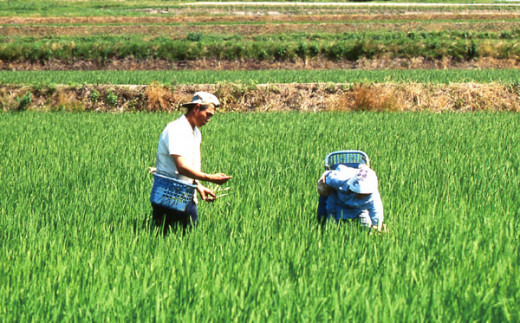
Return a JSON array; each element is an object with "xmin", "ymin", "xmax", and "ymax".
[{"xmin": 152, "ymin": 92, "xmax": 232, "ymax": 232}]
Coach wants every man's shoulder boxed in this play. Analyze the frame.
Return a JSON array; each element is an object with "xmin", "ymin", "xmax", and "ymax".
[
  {"xmin": 169, "ymin": 115, "xmax": 187, "ymax": 126},
  {"xmin": 163, "ymin": 115, "xmax": 190, "ymax": 132}
]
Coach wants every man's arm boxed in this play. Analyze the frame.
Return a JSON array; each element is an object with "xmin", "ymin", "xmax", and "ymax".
[{"xmin": 172, "ymin": 155, "xmax": 232, "ymax": 185}]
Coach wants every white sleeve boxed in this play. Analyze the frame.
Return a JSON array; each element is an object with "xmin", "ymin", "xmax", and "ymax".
[{"xmin": 367, "ymin": 191, "xmax": 384, "ymax": 225}]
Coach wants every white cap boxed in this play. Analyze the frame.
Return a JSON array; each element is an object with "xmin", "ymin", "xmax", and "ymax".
[
  {"xmin": 347, "ymin": 165, "xmax": 378, "ymax": 194},
  {"xmin": 183, "ymin": 92, "xmax": 220, "ymax": 107}
]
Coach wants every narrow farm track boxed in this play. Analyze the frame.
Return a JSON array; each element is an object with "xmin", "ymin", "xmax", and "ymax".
[
  {"xmin": 186, "ymin": 1, "xmax": 520, "ymax": 6},
  {"xmin": 3, "ymin": 20, "xmax": 520, "ymax": 37},
  {"xmin": 3, "ymin": 57, "xmax": 520, "ymax": 71},
  {"xmin": 2, "ymin": 12, "xmax": 520, "ymax": 24}
]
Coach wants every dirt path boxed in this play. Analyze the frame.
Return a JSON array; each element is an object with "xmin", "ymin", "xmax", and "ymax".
[
  {"xmin": 2, "ymin": 57, "xmax": 520, "ymax": 71},
  {"xmin": 186, "ymin": 1, "xmax": 520, "ymax": 6}
]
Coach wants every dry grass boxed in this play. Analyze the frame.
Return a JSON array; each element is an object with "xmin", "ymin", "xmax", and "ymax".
[
  {"xmin": 0, "ymin": 88, "xmax": 18, "ymax": 111},
  {"xmin": 1, "ymin": 83, "xmax": 519, "ymax": 112},
  {"xmin": 350, "ymin": 84, "xmax": 402, "ymax": 112},
  {"xmin": 52, "ymin": 89, "xmax": 85, "ymax": 112},
  {"xmin": 145, "ymin": 82, "xmax": 175, "ymax": 112}
]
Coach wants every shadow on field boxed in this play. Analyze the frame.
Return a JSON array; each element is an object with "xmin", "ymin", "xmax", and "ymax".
[{"xmin": 134, "ymin": 211, "xmax": 194, "ymax": 237}]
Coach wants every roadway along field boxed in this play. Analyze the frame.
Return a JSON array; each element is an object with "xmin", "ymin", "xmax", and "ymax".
[{"xmin": 1, "ymin": 112, "xmax": 519, "ymax": 321}]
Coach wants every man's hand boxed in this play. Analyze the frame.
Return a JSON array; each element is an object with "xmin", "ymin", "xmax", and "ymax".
[
  {"xmin": 369, "ymin": 224, "xmax": 387, "ymax": 235},
  {"xmin": 172, "ymin": 156, "xmax": 232, "ymax": 185},
  {"xmin": 317, "ymin": 171, "xmax": 332, "ymax": 196},
  {"xmin": 197, "ymin": 184, "xmax": 216, "ymax": 202},
  {"xmin": 206, "ymin": 173, "xmax": 232, "ymax": 185}
]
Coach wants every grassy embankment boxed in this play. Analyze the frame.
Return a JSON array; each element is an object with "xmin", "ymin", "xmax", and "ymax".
[{"xmin": 2, "ymin": 32, "xmax": 520, "ymax": 64}]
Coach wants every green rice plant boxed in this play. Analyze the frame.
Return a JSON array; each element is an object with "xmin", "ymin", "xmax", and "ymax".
[
  {"xmin": 1, "ymin": 69, "xmax": 519, "ymax": 85},
  {"xmin": 0, "ymin": 111, "xmax": 519, "ymax": 321},
  {"xmin": 89, "ymin": 89, "xmax": 100, "ymax": 103},
  {"xmin": 105, "ymin": 89, "xmax": 118, "ymax": 106},
  {"xmin": 1, "ymin": 33, "xmax": 519, "ymax": 63},
  {"xmin": 16, "ymin": 91, "xmax": 32, "ymax": 110}
]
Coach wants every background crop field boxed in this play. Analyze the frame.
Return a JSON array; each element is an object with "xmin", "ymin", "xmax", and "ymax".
[
  {"xmin": 2, "ymin": 69, "xmax": 520, "ymax": 85},
  {"xmin": 1, "ymin": 112, "xmax": 519, "ymax": 321},
  {"xmin": 2, "ymin": 1, "xmax": 520, "ymax": 70}
]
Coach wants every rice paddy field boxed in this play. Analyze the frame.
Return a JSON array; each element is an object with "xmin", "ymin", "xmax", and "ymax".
[
  {"xmin": 2, "ymin": 0, "xmax": 520, "ymax": 321},
  {"xmin": 1, "ymin": 69, "xmax": 520, "ymax": 85},
  {"xmin": 2, "ymin": 0, "xmax": 520, "ymax": 70},
  {"xmin": 1, "ymin": 111, "xmax": 519, "ymax": 321}
]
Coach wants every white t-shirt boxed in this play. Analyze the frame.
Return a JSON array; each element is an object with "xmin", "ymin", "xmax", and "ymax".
[{"xmin": 155, "ymin": 115, "xmax": 201, "ymax": 184}]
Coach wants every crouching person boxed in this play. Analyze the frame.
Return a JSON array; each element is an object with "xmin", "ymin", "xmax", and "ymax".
[{"xmin": 317, "ymin": 164, "xmax": 384, "ymax": 233}]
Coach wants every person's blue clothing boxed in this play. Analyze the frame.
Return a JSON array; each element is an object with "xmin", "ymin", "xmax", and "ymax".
[{"xmin": 321, "ymin": 165, "xmax": 384, "ymax": 225}]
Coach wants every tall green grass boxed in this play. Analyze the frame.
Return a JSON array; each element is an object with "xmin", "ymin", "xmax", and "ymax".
[
  {"xmin": 2, "ymin": 35, "xmax": 519, "ymax": 63},
  {"xmin": 1, "ymin": 69, "xmax": 519, "ymax": 85},
  {"xmin": 1, "ymin": 112, "xmax": 519, "ymax": 321}
]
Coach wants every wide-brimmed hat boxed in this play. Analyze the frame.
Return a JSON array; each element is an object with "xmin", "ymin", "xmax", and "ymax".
[
  {"xmin": 182, "ymin": 92, "xmax": 220, "ymax": 108},
  {"xmin": 347, "ymin": 165, "xmax": 378, "ymax": 194}
]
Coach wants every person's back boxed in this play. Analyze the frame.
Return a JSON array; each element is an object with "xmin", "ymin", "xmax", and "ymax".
[{"xmin": 317, "ymin": 164, "xmax": 384, "ymax": 230}]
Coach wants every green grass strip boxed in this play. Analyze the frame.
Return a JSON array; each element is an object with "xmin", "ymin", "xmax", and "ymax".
[
  {"xmin": 4, "ymin": 30, "xmax": 520, "ymax": 43},
  {"xmin": 1, "ymin": 37, "xmax": 517, "ymax": 63},
  {"xmin": 1, "ymin": 69, "xmax": 519, "ymax": 85}
]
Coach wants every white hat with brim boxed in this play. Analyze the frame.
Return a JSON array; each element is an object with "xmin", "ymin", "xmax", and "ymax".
[
  {"xmin": 347, "ymin": 165, "xmax": 378, "ymax": 194},
  {"xmin": 182, "ymin": 92, "xmax": 220, "ymax": 108}
]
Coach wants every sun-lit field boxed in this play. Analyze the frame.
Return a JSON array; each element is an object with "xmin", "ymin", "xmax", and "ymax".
[
  {"xmin": 1, "ymin": 112, "xmax": 519, "ymax": 321},
  {"xmin": 2, "ymin": 69, "xmax": 520, "ymax": 85},
  {"xmin": 2, "ymin": 0, "xmax": 520, "ymax": 320},
  {"xmin": 2, "ymin": 0, "xmax": 520, "ymax": 71}
]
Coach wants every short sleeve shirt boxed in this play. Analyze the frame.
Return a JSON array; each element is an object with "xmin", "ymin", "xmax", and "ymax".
[{"xmin": 155, "ymin": 115, "xmax": 201, "ymax": 184}]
